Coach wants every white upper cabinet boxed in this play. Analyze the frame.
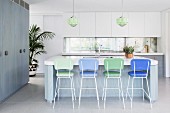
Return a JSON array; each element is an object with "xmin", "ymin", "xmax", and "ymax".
[
  {"xmin": 144, "ymin": 12, "xmax": 161, "ymax": 37},
  {"xmin": 128, "ymin": 12, "xmax": 145, "ymax": 37},
  {"xmin": 95, "ymin": 12, "xmax": 112, "ymax": 37},
  {"xmin": 63, "ymin": 13, "xmax": 79, "ymax": 37},
  {"xmin": 79, "ymin": 12, "xmax": 95, "ymax": 37},
  {"xmin": 112, "ymin": 12, "xmax": 129, "ymax": 37}
]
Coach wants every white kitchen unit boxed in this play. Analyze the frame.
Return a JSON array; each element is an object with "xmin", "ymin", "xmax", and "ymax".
[
  {"xmin": 112, "ymin": 12, "xmax": 129, "ymax": 37},
  {"xmin": 95, "ymin": 12, "xmax": 112, "ymax": 37},
  {"xmin": 144, "ymin": 12, "xmax": 161, "ymax": 37},
  {"xmin": 63, "ymin": 13, "xmax": 79, "ymax": 37},
  {"xmin": 79, "ymin": 12, "xmax": 95, "ymax": 37},
  {"xmin": 128, "ymin": 12, "xmax": 145, "ymax": 37}
]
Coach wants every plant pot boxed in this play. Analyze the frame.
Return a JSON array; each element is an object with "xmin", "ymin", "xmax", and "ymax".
[
  {"xmin": 29, "ymin": 64, "xmax": 38, "ymax": 77},
  {"xmin": 125, "ymin": 53, "xmax": 133, "ymax": 58}
]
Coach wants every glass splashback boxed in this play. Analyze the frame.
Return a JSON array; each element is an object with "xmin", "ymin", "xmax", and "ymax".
[{"xmin": 64, "ymin": 37, "xmax": 157, "ymax": 53}]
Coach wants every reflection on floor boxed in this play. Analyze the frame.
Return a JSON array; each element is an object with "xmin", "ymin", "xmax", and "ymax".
[{"xmin": 0, "ymin": 75, "xmax": 170, "ymax": 113}]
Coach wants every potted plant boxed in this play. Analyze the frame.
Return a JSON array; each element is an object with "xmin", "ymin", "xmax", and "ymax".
[
  {"xmin": 29, "ymin": 24, "xmax": 55, "ymax": 76},
  {"xmin": 123, "ymin": 46, "xmax": 134, "ymax": 58}
]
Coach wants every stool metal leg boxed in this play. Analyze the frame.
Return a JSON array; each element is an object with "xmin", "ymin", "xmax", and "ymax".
[
  {"xmin": 102, "ymin": 77, "xmax": 106, "ymax": 100},
  {"xmin": 94, "ymin": 77, "xmax": 100, "ymax": 108},
  {"xmin": 126, "ymin": 76, "xmax": 130, "ymax": 100},
  {"xmin": 142, "ymin": 78, "xmax": 144, "ymax": 101},
  {"xmin": 119, "ymin": 78, "xmax": 125, "ymax": 109},
  {"xmin": 53, "ymin": 77, "xmax": 59, "ymax": 109},
  {"xmin": 70, "ymin": 77, "xmax": 74, "ymax": 109},
  {"xmin": 131, "ymin": 78, "xmax": 134, "ymax": 109},
  {"xmin": 57, "ymin": 78, "xmax": 61, "ymax": 101},
  {"xmin": 146, "ymin": 77, "xmax": 152, "ymax": 108},
  {"xmin": 78, "ymin": 78, "xmax": 83, "ymax": 108},
  {"xmin": 72, "ymin": 78, "xmax": 76, "ymax": 101},
  {"xmin": 118, "ymin": 79, "xmax": 120, "ymax": 100},
  {"xmin": 104, "ymin": 78, "xmax": 108, "ymax": 109}
]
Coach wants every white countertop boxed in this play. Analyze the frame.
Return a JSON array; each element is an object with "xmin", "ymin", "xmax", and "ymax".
[
  {"xmin": 62, "ymin": 52, "xmax": 164, "ymax": 56},
  {"xmin": 44, "ymin": 56, "xmax": 158, "ymax": 66}
]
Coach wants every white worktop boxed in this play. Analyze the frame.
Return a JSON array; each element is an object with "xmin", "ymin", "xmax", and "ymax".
[
  {"xmin": 44, "ymin": 56, "xmax": 158, "ymax": 66},
  {"xmin": 62, "ymin": 52, "xmax": 164, "ymax": 56}
]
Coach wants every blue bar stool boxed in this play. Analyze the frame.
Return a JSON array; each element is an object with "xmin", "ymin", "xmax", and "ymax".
[
  {"xmin": 78, "ymin": 58, "xmax": 99, "ymax": 108},
  {"xmin": 53, "ymin": 58, "xmax": 76, "ymax": 109},
  {"xmin": 102, "ymin": 58, "xmax": 125, "ymax": 109},
  {"xmin": 125, "ymin": 59, "xmax": 152, "ymax": 108}
]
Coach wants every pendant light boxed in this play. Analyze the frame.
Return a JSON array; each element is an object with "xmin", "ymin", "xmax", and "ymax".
[
  {"xmin": 116, "ymin": 0, "xmax": 128, "ymax": 27},
  {"xmin": 68, "ymin": 0, "xmax": 78, "ymax": 27}
]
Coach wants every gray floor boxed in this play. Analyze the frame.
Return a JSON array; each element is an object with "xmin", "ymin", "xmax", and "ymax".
[{"xmin": 0, "ymin": 75, "xmax": 170, "ymax": 113}]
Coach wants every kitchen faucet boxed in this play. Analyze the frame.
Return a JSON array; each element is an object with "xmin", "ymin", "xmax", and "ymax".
[{"xmin": 96, "ymin": 42, "xmax": 102, "ymax": 58}]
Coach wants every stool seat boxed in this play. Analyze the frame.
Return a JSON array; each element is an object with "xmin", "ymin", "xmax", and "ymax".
[
  {"xmin": 80, "ymin": 71, "xmax": 98, "ymax": 77},
  {"xmin": 103, "ymin": 71, "xmax": 120, "ymax": 77},
  {"xmin": 56, "ymin": 71, "xmax": 74, "ymax": 76},
  {"xmin": 128, "ymin": 71, "xmax": 147, "ymax": 77}
]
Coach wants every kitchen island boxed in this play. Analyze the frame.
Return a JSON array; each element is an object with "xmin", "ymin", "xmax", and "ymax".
[{"xmin": 44, "ymin": 56, "xmax": 158, "ymax": 103}]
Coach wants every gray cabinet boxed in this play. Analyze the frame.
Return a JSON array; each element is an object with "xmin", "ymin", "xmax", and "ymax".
[
  {"xmin": 137, "ymin": 55, "xmax": 164, "ymax": 77},
  {"xmin": 0, "ymin": 0, "xmax": 29, "ymax": 102},
  {"xmin": 0, "ymin": 0, "xmax": 3, "ymax": 101}
]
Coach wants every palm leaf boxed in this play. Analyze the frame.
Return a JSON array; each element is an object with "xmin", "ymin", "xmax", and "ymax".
[{"xmin": 29, "ymin": 24, "xmax": 55, "ymax": 65}]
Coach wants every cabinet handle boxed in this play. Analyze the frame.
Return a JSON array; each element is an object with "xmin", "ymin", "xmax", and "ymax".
[
  {"xmin": 23, "ymin": 49, "xmax": 26, "ymax": 53},
  {"xmin": 5, "ymin": 51, "xmax": 8, "ymax": 56},
  {"xmin": 0, "ymin": 51, "xmax": 2, "ymax": 57},
  {"xmin": 19, "ymin": 49, "xmax": 22, "ymax": 53}
]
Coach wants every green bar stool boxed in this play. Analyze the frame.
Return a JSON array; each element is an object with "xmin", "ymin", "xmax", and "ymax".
[
  {"xmin": 53, "ymin": 57, "xmax": 76, "ymax": 109},
  {"xmin": 102, "ymin": 58, "xmax": 125, "ymax": 109}
]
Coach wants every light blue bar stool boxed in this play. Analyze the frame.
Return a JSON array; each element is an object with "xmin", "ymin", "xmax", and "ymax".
[
  {"xmin": 125, "ymin": 59, "xmax": 152, "ymax": 109},
  {"xmin": 102, "ymin": 58, "xmax": 125, "ymax": 109},
  {"xmin": 78, "ymin": 58, "xmax": 99, "ymax": 108},
  {"xmin": 53, "ymin": 58, "xmax": 76, "ymax": 109}
]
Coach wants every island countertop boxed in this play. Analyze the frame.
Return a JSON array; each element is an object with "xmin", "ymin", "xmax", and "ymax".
[
  {"xmin": 62, "ymin": 52, "xmax": 164, "ymax": 56},
  {"xmin": 44, "ymin": 56, "xmax": 158, "ymax": 66}
]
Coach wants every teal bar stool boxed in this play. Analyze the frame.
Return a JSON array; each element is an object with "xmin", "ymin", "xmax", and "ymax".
[
  {"xmin": 78, "ymin": 58, "xmax": 99, "ymax": 108},
  {"xmin": 102, "ymin": 58, "xmax": 125, "ymax": 109},
  {"xmin": 125, "ymin": 59, "xmax": 152, "ymax": 109},
  {"xmin": 53, "ymin": 57, "xmax": 76, "ymax": 109}
]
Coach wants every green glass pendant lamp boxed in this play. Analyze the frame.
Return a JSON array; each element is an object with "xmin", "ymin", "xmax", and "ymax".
[
  {"xmin": 116, "ymin": 0, "xmax": 128, "ymax": 27},
  {"xmin": 68, "ymin": 0, "xmax": 78, "ymax": 27}
]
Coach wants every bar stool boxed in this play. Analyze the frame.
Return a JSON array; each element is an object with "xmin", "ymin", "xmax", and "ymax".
[
  {"xmin": 53, "ymin": 58, "xmax": 76, "ymax": 109},
  {"xmin": 102, "ymin": 58, "xmax": 125, "ymax": 109},
  {"xmin": 78, "ymin": 58, "xmax": 99, "ymax": 108},
  {"xmin": 125, "ymin": 59, "xmax": 152, "ymax": 109}
]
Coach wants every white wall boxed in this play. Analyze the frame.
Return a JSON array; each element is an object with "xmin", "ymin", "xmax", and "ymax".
[
  {"xmin": 30, "ymin": 14, "xmax": 63, "ymax": 73},
  {"xmin": 161, "ymin": 11, "xmax": 170, "ymax": 77}
]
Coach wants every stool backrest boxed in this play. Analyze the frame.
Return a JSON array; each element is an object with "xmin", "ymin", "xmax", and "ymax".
[
  {"xmin": 104, "ymin": 58, "xmax": 124, "ymax": 71},
  {"xmin": 54, "ymin": 58, "xmax": 73, "ymax": 70},
  {"xmin": 131, "ymin": 59, "xmax": 151, "ymax": 71},
  {"xmin": 79, "ymin": 58, "xmax": 99, "ymax": 71}
]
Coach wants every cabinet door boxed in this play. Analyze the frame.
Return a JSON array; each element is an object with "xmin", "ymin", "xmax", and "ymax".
[
  {"xmin": 0, "ymin": 0, "xmax": 3, "ymax": 101},
  {"xmin": 63, "ymin": 13, "xmax": 79, "ymax": 37},
  {"xmin": 128, "ymin": 12, "xmax": 145, "ymax": 37},
  {"xmin": 79, "ymin": 12, "xmax": 95, "ymax": 37},
  {"xmin": 95, "ymin": 12, "xmax": 112, "ymax": 37},
  {"xmin": 21, "ymin": 7, "xmax": 29, "ymax": 85},
  {"xmin": 112, "ymin": 12, "xmax": 129, "ymax": 37},
  {"xmin": 2, "ymin": 0, "xmax": 13, "ymax": 98},
  {"xmin": 144, "ymin": 12, "xmax": 161, "ymax": 37}
]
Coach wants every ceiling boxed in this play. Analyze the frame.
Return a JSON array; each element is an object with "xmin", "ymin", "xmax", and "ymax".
[{"xmin": 25, "ymin": 0, "xmax": 170, "ymax": 13}]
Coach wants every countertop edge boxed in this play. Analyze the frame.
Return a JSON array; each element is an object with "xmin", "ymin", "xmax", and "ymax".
[{"xmin": 62, "ymin": 53, "xmax": 164, "ymax": 56}]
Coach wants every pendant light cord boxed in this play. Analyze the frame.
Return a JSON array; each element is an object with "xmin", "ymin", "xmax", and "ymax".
[
  {"xmin": 122, "ymin": 0, "xmax": 124, "ymax": 17},
  {"xmin": 73, "ymin": 0, "xmax": 75, "ymax": 17}
]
